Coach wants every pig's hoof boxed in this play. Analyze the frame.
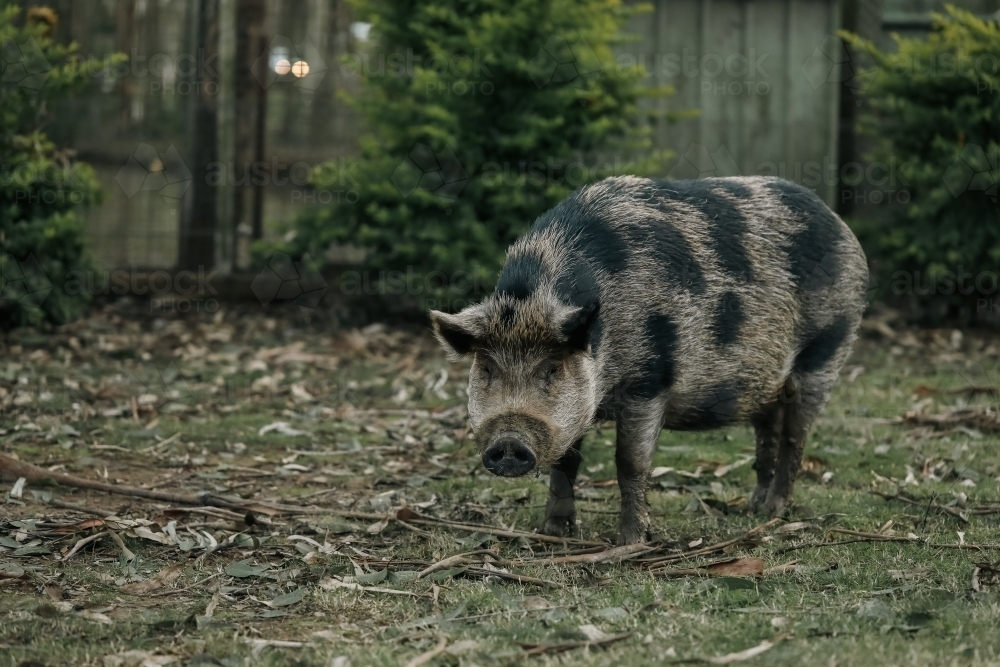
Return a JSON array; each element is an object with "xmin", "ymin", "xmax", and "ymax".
[
  {"xmin": 746, "ymin": 486, "xmax": 770, "ymax": 514},
  {"xmin": 617, "ymin": 520, "xmax": 650, "ymax": 545},
  {"xmin": 761, "ymin": 494, "xmax": 789, "ymax": 518},
  {"xmin": 538, "ymin": 514, "xmax": 575, "ymax": 537}
]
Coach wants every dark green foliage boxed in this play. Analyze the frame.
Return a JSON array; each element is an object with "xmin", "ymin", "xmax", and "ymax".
[
  {"xmin": 842, "ymin": 7, "xmax": 999, "ymax": 316},
  {"xmin": 0, "ymin": 5, "xmax": 122, "ymax": 327},
  {"xmin": 281, "ymin": 0, "xmax": 675, "ymax": 305}
]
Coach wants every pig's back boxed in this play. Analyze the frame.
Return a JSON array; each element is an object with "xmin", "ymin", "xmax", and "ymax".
[{"xmin": 523, "ymin": 175, "xmax": 867, "ymax": 427}]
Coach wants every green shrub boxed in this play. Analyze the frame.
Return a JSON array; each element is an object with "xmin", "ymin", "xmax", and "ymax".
[
  {"xmin": 842, "ymin": 6, "xmax": 999, "ymax": 317},
  {"xmin": 279, "ymin": 0, "xmax": 678, "ymax": 308},
  {"xmin": 1, "ymin": 5, "xmax": 122, "ymax": 327}
]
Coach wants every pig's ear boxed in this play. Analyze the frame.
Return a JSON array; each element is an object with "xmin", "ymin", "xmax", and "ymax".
[
  {"xmin": 558, "ymin": 301, "xmax": 600, "ymax": 352},
  {"xmin": 429, "ymin": 307, "xmax": 483, "ymax": 359}
]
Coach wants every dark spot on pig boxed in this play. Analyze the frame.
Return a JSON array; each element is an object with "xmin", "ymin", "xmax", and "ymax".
[
  {"xmin": 715, "ymin": 179, "xmax": 751, "ymax": 199},
  {"xmin": 497, "ymin": 251, "xmax": 546, "ymax": 300},
  {"xmin": 630, "ymin": 312, "xmax": 678, "ymax": 399},
  {"xmin": 555, "ymin": 259, "xmax": 600, "ymax": 310},
  {"xmin": 553, "ymin": 260, "xmax": 602, "ymax": 352},
  {"xmin": 498, "ymin": 303, "xmax": 516, "ymax": 326},
  {"xmin": 534, "ymin": 198, "xmax": 630, "ymax": 275},
  {"xmin": 766, "ymin": 180, "xmax": 842, "ymax": 290},
  {"xmin": 713, "ymin": 290, "xmax": 743, "ymax": 345},
  {"xmin": 622, "ymin": 214, "xmax": 706, "ymax": 294},
  {"xmin": 794, "ymin": 316, "xmax": 850, "ymax": 374},
  {"xmin": 671, "ymin": 382, "xmax": 743, "ymax": 430},
  {"xmin": 655, "ymin": 180, "xmax": 753, "ymax": 283}
]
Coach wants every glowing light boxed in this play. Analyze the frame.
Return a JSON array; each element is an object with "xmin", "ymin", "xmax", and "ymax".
[
  {"xmin": 274, "ymin": 58, "xmax": 291, "ymax": 75},
  {"xmin": 291, "ymin": 60, "xmax": 310, "ymax": 78}
]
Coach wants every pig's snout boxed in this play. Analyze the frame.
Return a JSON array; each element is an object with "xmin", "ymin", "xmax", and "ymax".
[{"xmin": 482, "ymin": 432, "xmax": 536, "ymax": 477}]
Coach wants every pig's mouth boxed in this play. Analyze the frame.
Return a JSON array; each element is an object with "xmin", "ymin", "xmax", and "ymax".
[{"xmin": 481, "ymin": 431, "xmax": 537, "ymax": 477}]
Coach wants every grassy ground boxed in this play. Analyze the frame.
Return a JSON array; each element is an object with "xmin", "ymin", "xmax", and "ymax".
[{"xmin": 2, "ymin": 304, "xmax": 1000, "ymax": 667}]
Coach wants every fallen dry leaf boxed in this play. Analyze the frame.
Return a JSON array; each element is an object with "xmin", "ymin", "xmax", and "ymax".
[
  {"xmin": 102, "ymin": 650, "xmax": 177, "ymax": 667},
  {"xmin": 655, "ymin": 557, "xmax": 766, "ymax": 578},
  {"xmin": 121, "ymin": 564, "xmax": 183, "ymax": 594},
  {"xmin": 707, "ymin": 558, "xmax": 766, "ymax": 577},
  {"xmin": 50, "ymin": 517, "xmax": 105, "ymax": 534},
  {"xmin": 258, "ymin": 421, "xmax": 308, "ymax": 437},
  {"xmin": 764, "ymin": 560, "xmax": 801, "ymax": 575},
  {"xmin": 800, "ymin": 456, "xmax": 827, "ymax": 478},
  {"xmin": 714, "ymin": 457, "xmax": 753, "ymax": 478},
  {"xmin": 707, "ymin": 640, "xmax": 776, "ymax": 664}
]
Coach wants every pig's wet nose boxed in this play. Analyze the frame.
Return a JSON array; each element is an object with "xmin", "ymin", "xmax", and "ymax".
[{"xmin": 482, "ymin": 436, "xmax": 536, "ymax": 477}]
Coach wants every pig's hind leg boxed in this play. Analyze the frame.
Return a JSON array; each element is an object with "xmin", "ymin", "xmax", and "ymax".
[
  {"xmin": 762, "ymin": 319, "xmax": 856, "ymax": 517},
  {"xmin": 539, "ymin": 438, "xmax": 583, "ymax": 537},
  {"xmin": 748, "ymin": 399, "xmax": 784, "ymax": 513}
]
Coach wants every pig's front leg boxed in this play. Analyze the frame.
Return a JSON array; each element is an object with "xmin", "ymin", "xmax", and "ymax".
[
  {"xmin": 539, "ymin": 439, "xmax": 582, "ymax": 537},
  {"xmin": 615, "ymin": 403, "xmax": 663, "ymax": 544}
]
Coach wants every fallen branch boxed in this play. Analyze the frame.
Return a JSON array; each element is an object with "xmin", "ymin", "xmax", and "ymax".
[
  {"xmin": 48, "ymin": 499, "xmax": 117, "ymax": 518},
  {"xmin": 0, "ymin": 453, "xmax": 293, "ymax": 515},
  {"xmin": 520, "ymin": 632, "xmax": 632, "ymax": 656},
  {"xmin": 417, "ymin": 554, "xmax": 470, "ymax": 579},
  {"xmin": 826, "ymin": 528, "xmax": 920, "ymax": 542},
  {"xmin": 61, "ymin": 531, "xmax": 107, "ymax": 561},
  {"xmin": 530, "ymin": 545, "xmax": 608, "ymax": 558},
  {"xmin": 872, "ymin": 491, "xmax": 969, "ymax": 522},
  {"xmin": 775, "ymin": 528, "xmax": 1000, "ymax": 555},
  {"xmin": 403, "ymin": 637, "xmax": 449, "ymax": 667},
  {"xmin": 1, "ymin": 455, "xmax": 599, "ymax": 547},
  {"xmin": 145, "ymin": 572, "xmax": 224, "ymax": 598},
  {"xmin": 902, "ymin": 407, "xmax": 1000, "ymax": 434},
  {"xmin": 546, "ymin": 542, "xmax": 656, "ymax": 564},
  {"xmin": 396, "ymin": 508, "xmax": 607, "ymax": 547},
  {"xmin": 646, "ymin": 518, "xmax": 781, "ymax": 570},
  {"xmin": 464, "ymin": 567, "xmax": 558, "ymax": 588},
  {"xmin": 2, "ymin": 454, "xmax": 399, "ymax": 521}
]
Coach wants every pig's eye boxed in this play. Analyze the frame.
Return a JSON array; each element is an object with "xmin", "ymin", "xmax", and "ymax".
[
  {"xmin": 543, "ymin": 362, "xmax": 562, "ymax": 383},
  {"xmin": 480, "ymin": 361, "xmax": 493, "ymax": 381}
]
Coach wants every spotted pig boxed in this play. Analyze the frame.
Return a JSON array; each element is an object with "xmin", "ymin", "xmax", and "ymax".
[{"xmin": 429, "ymin": 176, "xmax": 868, "ymax": 544}]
